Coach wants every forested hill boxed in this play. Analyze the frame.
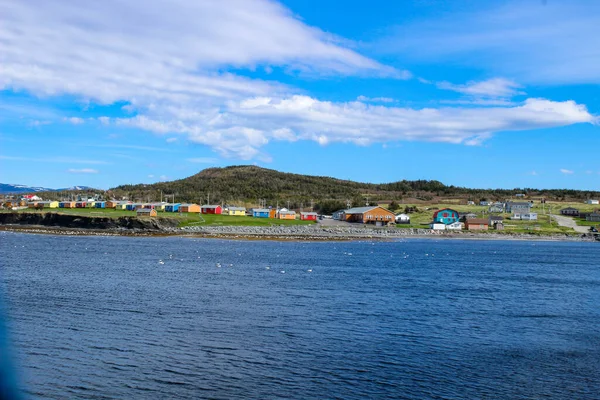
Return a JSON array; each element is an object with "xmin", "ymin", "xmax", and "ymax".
[{"xmin": 108, "ymin": 166, "xmax": 599, "ymax": 211}]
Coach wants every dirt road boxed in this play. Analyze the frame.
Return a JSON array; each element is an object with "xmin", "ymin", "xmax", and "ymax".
[{"xmin": 550, "ymin": 214, "xmax": 590, "ymax": 233}]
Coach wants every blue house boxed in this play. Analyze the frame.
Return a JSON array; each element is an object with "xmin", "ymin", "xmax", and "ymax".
[
  {"xmin": 95, "ymin": 201, "xmax": 106, "ymax": 208},
  {"xmin": 433, "ymin": 208, "xmax": 460, "ymax": 224},
  {"xmin": 252, "ymin": 208, "xmax": 270, "ymax": 218},
  {"xmin": 165, "ymin": 203, "xmax": 181, "ymax": 212},
  {"xmin": 126, "ymin": 204, "xmax": 136, "ymax": 211}
]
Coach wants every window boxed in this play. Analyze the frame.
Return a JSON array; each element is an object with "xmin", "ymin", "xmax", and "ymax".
[{"xmin": 443, "ymin": 212, "xmax": 448, "ymax": 217}]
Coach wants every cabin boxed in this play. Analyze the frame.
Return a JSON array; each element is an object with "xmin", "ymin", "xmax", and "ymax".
[
  {"xmin": 136, "ymin": 208, "xmax": 157, "ymax": 217},
  {"xmin": 125, "ymin": 203, "xmax": 137, "ymax": 211},
  {"xmin": 59, "ymin": 201, "xmax": 75, "ymax": 208},
  {"xmin": 27, "ymin": 201, "xmax": 40, "ymax": 208},
  {"xmin": 201, "ymin": 205, "xmax": 222, "ymax": 214},
  {"xmin": 115, "ymin": 201, "xmax": 131, "ymax": 210},
  {"xmin": 164, "ymin": 203, "xmax": 181, "ymax": 212},
  {"xmin": 506, "ymin": 202, "xmax": 531, "ymax": 214},
  {"xmin": 300, "ymin": 212, "xmax": 318, "ymax": 221},
  {"xmin": 132, "ymin": 203, "xmax": 146, "ymax": 210},
  {"xmin": 94, "ymin": 201, "xmax": 106, "ymax": 209},
  {"xmin": 467, "ymin": 201, "xmax": 475, "ymax": 205},
  {"xmin": 252, "ymin": 208, "xmax": 270, "ymax": 218},
  {"xmin": 433, "ymin": 208, "xmax": 460, "ymax": 224},
  {"xmin": 395, "ymin": 213, "xmax": 410, "ymax": 224},
  {"xmin": 86, "ymin": 201, "xmax": 96, "ymax": 208},
  {"xmin": 37, "ymin": 201, "xmax": 59, "ymax": 208},
  {"xmin": 278, "ymin": 210, "xmax": 297, "ymax": 220},
  {"xmin": 489, "ymin": 216, "xmax": 504, "ymax": 227},
  {"xmin": 75, "ymin": 201, "xmax": 87, "ymax": 208},
  {"xmin": 479, "ymin": 201, "xmax": 489, "ymax": 206},
  {"xmin": 180, "ymin": 203, "xmax": 200, "ymax": 213},
  {"xmin": 105, "ymin": 201, "xmax": 118, "ymax": 209},
  {"xmin": 227, "ymin": 206, "xmax": 246, "ymax": 216},
  {"xmin": 342, "ymin": 206, "xmax": 396, "ymax": 226},
  {"xmin": 585, "ymin": 200, "xmax": 599, "ymax": 205},
  {"xmin": 560, "ymin": 207, "xmax": 580, "ymax": 216},
  {"xmin": 332, "ymin": 210, "xmax": 346, "ymax": 220},
  {"xmin": 465, "ymin": 218, "xmax": 489, "ymax": 230},
  {"xmin": 149, "ymin": 202, "xmax": 167, "ymax": 211}
]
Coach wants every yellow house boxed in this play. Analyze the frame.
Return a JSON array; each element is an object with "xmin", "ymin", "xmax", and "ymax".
[
  {"xmin": 115, "ymin": 201, "xmax": 130, "ymax": 210},
  {"xmin": 39, "ymin": 201, "xmax": 59, "ymax": 208},
  {"xmin": 227, "ymin": 206, "xmax": 246, "ymax": 216},
  {"xmin": 151, "ymin": 202, "xmax": 167, "ymax": 211},
  {"xmin": 87, "ymin": 201, "xmax": 96, "ymax": 208}
]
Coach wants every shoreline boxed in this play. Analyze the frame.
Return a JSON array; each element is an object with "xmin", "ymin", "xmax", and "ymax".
[{"xmin": 1, "ymin": 224, "xmax": 596, "ymax": 243}]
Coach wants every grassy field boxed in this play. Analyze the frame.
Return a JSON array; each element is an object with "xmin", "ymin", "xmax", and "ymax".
[{"xmin": 0, "ymin": 208, "xmax": 315, "ymax": 227}]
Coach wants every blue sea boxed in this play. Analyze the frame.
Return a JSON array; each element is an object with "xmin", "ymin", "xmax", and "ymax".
[{"xmin": 1, "ymin": 232, "xmax": 599, "ymax": 399}]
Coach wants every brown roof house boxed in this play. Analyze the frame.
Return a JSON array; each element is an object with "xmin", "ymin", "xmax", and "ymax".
[{"xmin": 464, "ymin": 218, "xmax": 489, "ymax": 230}]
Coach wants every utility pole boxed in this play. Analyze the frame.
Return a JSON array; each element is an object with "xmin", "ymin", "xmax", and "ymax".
[
  {"xmin": 207, "ymin": 193, "xmax": 210, "ymax": 205},
  {"xmin": 311, "ymin": 199, "xmax": 314, "ymax": 211}
]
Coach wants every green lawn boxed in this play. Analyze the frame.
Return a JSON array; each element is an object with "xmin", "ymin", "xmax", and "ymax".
[{"xmin": 0, "ymin": 208, "xmax": 314, "ymax": 227}]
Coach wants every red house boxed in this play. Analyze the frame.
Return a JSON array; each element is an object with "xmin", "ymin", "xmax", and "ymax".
[
  {"xmin": 201, "ymin": 205, "xmax": 222, "ymax": 214},
  {"xmin": 300, "ymin": 212, "xmax": 318, "ymax": 221}
]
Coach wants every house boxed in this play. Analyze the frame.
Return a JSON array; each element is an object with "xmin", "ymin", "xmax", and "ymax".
[
  {"xmin": 585, "ymin": 200, "xmax": 599, "ymax": 205},
  {"xmin": 515, "ymin": 193, "xmax": 526, "ymax": 198},
  {"xmin": 75, "ymin": 201, "xmax": 87, "ymax": 208},
  {"xmin": 342, "ymin": 206, "xmax": 396, "ymax": 226},
  {"xmin": 227, "ymin": 206, "xmax": 246, "ymax": 216},
  {"xmin": 136, "ymin": 208, "xmax": 157, "ymax": 217},
  {"xmin": 300, "ymin": 212, "xmax": 318, "ymax": 221},
  {"xmin": 446, "ymin": 221, "xmax": 462, "ymax": 230},
  {"xmin": 201, "ymin": 205, "xmax": 222, "ymax": 214},
  {"xmin": 132, "ymin": 203, "xmax": 146, "ymax": 210},
  {"xmin": 488, "ymin": 203, "xmax": 504, "ymax": 213},
  {"xmin": 467, "ymin": 201, "xmax": 475, "ymax": 205},
  {"xmin": 479, "ymin": 201, "xmax": 489, "ymax": 206},
  {"xmin": 27, "ymin": 201, "xmax": 40, "ymax": 208},
  {"xmin": 395, "ymin": 213, "xmax": 410, "ymax": 224},
  {"xmin": 278, "ymin": 210, "xmax": 297, "ymax": 220},
  {"xmin": 430, "ymin": 222, "xmax": 447, "ymax": 230},
  {"xmin": 253, "ymin": 208, "xmax": 270, "ymax": 218},
  {"xmin": 22, "ymin": 195, "xmax": 42, "ymax": 201},
  {"xmin": 459, "ymin": 213, "xmax": 477, "ymax": 222},
  {"xmin": 269, "ymin": 208, "xmax": 278, "ymax": 219},
  {"xmin": 86, "ymin": 201, "xmax": 96, "ymax": 208},
  {"xmin": 505, "ymin": 201, "xmax": 531, "ymax": 213},
  {"xmin": 513, "ymin": 212, "xmax": 538, "ymax": 220},
  {"xmin": 95, "ymin": 201, "xmax": 106, "ymax": 209},
  {"xmin": 560, "ymin": 207, "xmax": 580, "ymax": 216},
  {"xmin": 125, "ymin": 203, "xmax": 137, "ymax": 211},
  {"xmin": 164, "ymin": 203, "xmax": 181, "ymax": 212},
  {"xmin": 433, "ymin": 208, "xmax": 460, "ymax": 224},
  {"xmin": 488, "ymin": 216, "xmax": 504, "ymax": 227},
  {"xmin": 59, "ymin": 201, "xmax": 76, "ymax": 208},
  {"xmin": 332, "ymin": 210, "xmax": 346, "ymax": 220},
  {"xmin": 150, "ymin": 202, "xmax": 167, "ymax": 211},
  {"xmin": 465, "ymin": 218, "xmax": 489, "ymax": 230},
  {"xmin": 180, "ymin": 204, "xmax": 201, "ymax": 213},
  {"xmin": 105, "ymin": 201, "xmax": 118, "ymax": 208},
  {"xmin": 494, "ymin": 222, "xmax": 505, "ymax": 230},
  {"xmin": 587, "ymin": 212, "xmax": 600, "ymax": 222}
]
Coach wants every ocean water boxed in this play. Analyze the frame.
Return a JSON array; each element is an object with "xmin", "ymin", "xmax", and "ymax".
[{"xmin": 1, "ymin": 231, "xmax": 599, "ymax": 399}]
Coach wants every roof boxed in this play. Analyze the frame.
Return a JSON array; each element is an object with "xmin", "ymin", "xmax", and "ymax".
[
  {"xmin": 466, "ymin": 218, "xmax": 489, "ymax": 224},
  {"xmin": 228, "ymin": 207, "xmax": 246, "ymax": 211},
  {"xmin": 137, "ymin": 208, "xmax": 154, "ymax": 213},
  {"xmin": 300, "ymin": 212, "xmax": 317, "ymax": 216},
  {"xmin": 253, "ymin": 208, "xmax": 270, "ymax": 213},
  {"xmin": 180, "ymin": 203, "xmax": 198, "ymax": 207},
  {"xmin": 561, "ymin": 207, "xmax": 579, "ymax": 211},
  {"xmin": 508, "ymin": 202, "xmax": 531, "ymax": 206},
  {"xmin": 280, "ymin": 210, "xmax": 296, "ymax": 215},
  {"xmin": 164, "ymin": 203, "xmax": 181, "ymax": 206},
  {"xmin": 489, "ymin": 216, "xmax": 504, "ymax": 221},
  {"xmin": 201, "ymin": 204, "xmax": 221, "ymax": 209}
]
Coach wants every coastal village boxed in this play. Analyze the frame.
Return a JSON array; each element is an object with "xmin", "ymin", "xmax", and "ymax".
[{"xmin": 2, "ymin": 193, "xmax": 599, "ymax": 235}]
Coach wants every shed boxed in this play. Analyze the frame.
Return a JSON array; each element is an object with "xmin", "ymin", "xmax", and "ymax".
[
  {"xmin": 269, "ymin": 209, "xmax": 277, "ymax": 219},
  {"xmin": 465, "ymin": 218, "xmax": 489, "ymax": 230},
  {"xmin": 430, "ymin": 222, "xmax": 447, "ymax": 230},
  {"xmin": 343, "ymin": 206, "xmax": 396, "ymax": 225},
  {"xmin": 587, "ymin": 212, "xmax": 600, "ymax": 222},
  {"xmin": 395, "ymin": 213, "xmax": 410, "ymax": 224},
  {"xmin": 150, "ymin": 202, "xmax": 167, "ymax": 211},
  {"xmin": 488, "ymin": 216, "xmax": 504, "ymax": 226},
  {"xmin": 136, "ymin": 208, "xmax": 157, "ymax": 217},
  {"xmin": 201, "ymin": 205, "xmax": 222, "ymax": 214},
  {"xmin": 115, "ymin": 201, "xmax": 131, "ymax": 210},
  {"xmin": 75, "ymin": 201, "xmax": 87, "ymax": 208},
  {"xmin": 506, "ymin": 202, "xmax": 531, "ymax": 213},
  {"xmin": 279, "ymin": 210, "xmax": 297, "ymax": 220},
  {"xmin": 227, "ymin": 206, "xmax": 246, "ymax": 216},
  {"xmin": 94, "ymin": 201, "xmax": 106, "ymax": 209},
  {"xmin": 253, "ymin": 208, "xmax": 270, "ymax": 218},
  {"xmin": 37, "ymin": 201, "xmax": 59, "ymax": 208},
  {"xmin": 126, "ymin": 203, "xmax": 137, "ymax": 211},
  {"xmin": 105, "ymin": 201, "xmax": 118, "ymax": 208},
  {"xmin": 164, "ymin": 203, "xmax": 181, "ymax": 212},
  {"xmin": 180, "ymin": 203, "xmax": 200, "ymax": 213},
  {"xmin": 585, "ymin": 200, "xmax": 599, "ymax": 205},
  {"xmin": 59, "ymin": 201, "xmax": 75, "ymax": 208},
  {"xmin": 332, "ymin": 210, "xmax": 346, "ymax": 220},
  {"xmin": 300, "ymin": 212, "xmax": 318, "ymax": 221}
]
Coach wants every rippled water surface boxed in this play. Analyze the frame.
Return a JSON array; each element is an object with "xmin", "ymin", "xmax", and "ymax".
[{"xmin": 1, "ymin": 232, "xmax": 599, "ymax": 399}]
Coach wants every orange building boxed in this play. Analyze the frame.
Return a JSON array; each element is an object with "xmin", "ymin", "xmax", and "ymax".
[
  {"xmin": 343, "ymin": 206, "xmax": 395, "ymax": 225},
  {"xmin": 179, "ymin": 203, "xmax": 201, "ymax": 213},
  {"xmin": 278, "ymin": 210, "xmax": 296, "ymax": 220},
  {"xmin": 137, "ymin": 208, "xmax": 157, "ymax": 217}
]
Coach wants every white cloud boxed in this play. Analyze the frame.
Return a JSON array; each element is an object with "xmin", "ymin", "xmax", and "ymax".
[
  {"xmin": 166, "ymin": 137, "xmax": 178, "ymax": 143},
  {"xmin": 357, "ymin": 95, "xmax": 396, "ymax": 103},
  {"xmin": 147, "ymin": 174, "xmax": 155, "ymax": 178},
  {"xmin": 64, "ymin": 117, "xmax": 85, "ymax": 125},
  {"xmin": 159, "ymin": 175, "xmax": 169, "ymax": 181},
  {"xmin": 560, "ymin": 168, "xmax": 574, "ymax": 175},
  {"xmin": 378, "ymin": 1, "xmax": 600, "ymax": 84},
  {"xmin": 187, "ymin": 157, "xmax": 218, "ymax": 163},
  {"xmin": 67, "ymin": 168, "xmax": 99, "ymax": 174},
  {"xmin": 437, "ymin": 78, "xmax": 523, "ymax": 98}
]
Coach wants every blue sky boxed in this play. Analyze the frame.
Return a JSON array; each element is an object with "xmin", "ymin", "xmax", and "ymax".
[{"xmin": 0, "ymin": 0, "xmax": 598, "ymax": 190}]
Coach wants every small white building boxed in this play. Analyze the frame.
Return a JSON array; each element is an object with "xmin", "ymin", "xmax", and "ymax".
[
  {"xmin": 512, "ymin": 212, "xmax": 538, "ymax": 220},
  {"xmin": 585, "ymin": 199, "xmax": 599, "ymax": 205},
  {"xmin": 395, "ymin": 213, "xmax": 410, "ymax": 224},
  {"xmin": 430, "ymin": 223, "xmax": 447, "ymax": 230},
  {"xmin": 446, "ymin": 221, "xmax": 462, "ymax": 230},
  {"xmin": 430, "ymin": 221, "xmax": 462, "ymax": 230},
  {"xmin": 467, "ymin": 201, "xmax": 475, "ymax": 205}
]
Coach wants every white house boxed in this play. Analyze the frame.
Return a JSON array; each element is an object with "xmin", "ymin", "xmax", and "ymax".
[
  {"xmin": 446, "ymin": 221, "xmax": 462, "ymax": 230},
  {"xmin": 513, "ymin": 212, "xmax": 538, "ymax": 220},
  {"xmin": 430, "ymin": 223, "xmax": 447, "ymax": 230},
  {"xmin": 585, "ymin": 199, "xmax": 599, "ymax": 205},
  {"xmin": 395, "ymin": 213, "xmax": 410, "ymax": 224}
]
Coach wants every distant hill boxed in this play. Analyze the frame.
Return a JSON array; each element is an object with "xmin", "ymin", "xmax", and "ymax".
[
  {"xmin": 0, "ymin": 184, "xmax": 95, "ymax": 194},
  {"xmin": 109, "ymin": 165, "xmax": 600, "ymax": 212}
]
